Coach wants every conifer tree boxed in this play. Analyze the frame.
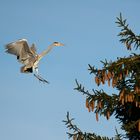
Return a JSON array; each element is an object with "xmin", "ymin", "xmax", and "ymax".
[{"xmin": 64, "ymin": 14, "xmax": 140, "ymax": 140}]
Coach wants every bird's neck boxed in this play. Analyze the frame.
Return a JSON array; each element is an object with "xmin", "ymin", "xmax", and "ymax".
[{"xmin": 39, "ymin": 44, "xmax": 54, "ymax": 60}]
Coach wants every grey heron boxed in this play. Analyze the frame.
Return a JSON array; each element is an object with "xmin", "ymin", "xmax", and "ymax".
[{"xmin": 5, "ymin": 39, "xmax": 64, "ymax": 83}]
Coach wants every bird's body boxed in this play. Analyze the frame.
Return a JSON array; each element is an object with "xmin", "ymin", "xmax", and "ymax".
[{"xmin": 5, "ymin": 39, "xmax": 64, "ymax": 83}]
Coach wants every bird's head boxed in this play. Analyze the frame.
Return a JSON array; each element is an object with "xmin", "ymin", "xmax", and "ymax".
[{"xmin": 53, "ymin": 42, "xmax": 64, "ymax": 47}]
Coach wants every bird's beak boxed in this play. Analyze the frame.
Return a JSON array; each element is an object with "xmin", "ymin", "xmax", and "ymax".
[
  {"xmin": 59, "ymin": 43, "xmax": 64, "ymax": 46},
  {"xmin": 53, "ymin": 42, "xmax": 65, "ymax": 46}
]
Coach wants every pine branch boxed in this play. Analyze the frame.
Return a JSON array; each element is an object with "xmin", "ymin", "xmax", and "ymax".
[
  {"xmin": 75, "ymin": 80, "xmax": 118, "ymax": 121},
  {"xmin": 75, "ymin": 79, "xmax": 92, "ymax": 97},
  {"xmin": 88, "ymin": 56, "xmax": 140, "ymax": 133},
  {"xmin": 88, "ymin": 53, "xmax": 140, "ymax": 91},
  {"xmin": 63, "ymin": 112, "xmax": 82, "ymax": 138},
  {"xmin": 88, "ymin": 54, "xmax": 140, "ymax": 76},
  {"xmin": 116, "ymin": 13, "xmax": 140, "ymax": 50},
  {"xmin": 63, "ymin": 112, "xmax": 114, "ymax": 140},
  {"xmin": 114, "ymin": 128, "xmax": 123, "ymax": 140}
]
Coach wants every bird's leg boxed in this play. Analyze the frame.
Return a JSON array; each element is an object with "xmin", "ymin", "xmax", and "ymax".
[
  {"xmin": 34, "ymin": 67, "xmax": 49, "ymax": 84},
  {"xmin": 35, "ymin": 67, "xmax": 39, "ymax": 75}
]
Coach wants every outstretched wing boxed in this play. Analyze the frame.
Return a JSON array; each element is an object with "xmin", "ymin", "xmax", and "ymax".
[{"xmin": 5, "ymin": 39, "xmax": 36, "ymax": 64}]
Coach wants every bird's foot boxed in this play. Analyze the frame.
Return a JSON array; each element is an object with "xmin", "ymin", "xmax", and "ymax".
[{"xmin": 34, "ymin": 74, "xmax": 49, "ymax": 84}]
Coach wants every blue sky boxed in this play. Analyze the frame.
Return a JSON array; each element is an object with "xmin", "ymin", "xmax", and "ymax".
[{"xmin": 0, "ymin": 0, "xmax": 140, "ymax": 140}]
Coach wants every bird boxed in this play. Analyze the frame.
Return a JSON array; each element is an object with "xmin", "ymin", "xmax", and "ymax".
[{"xmin": 5, "ymin": 39, "xmax": 64, "ymax": 83}]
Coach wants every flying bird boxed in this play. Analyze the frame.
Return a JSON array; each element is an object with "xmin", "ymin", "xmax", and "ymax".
[{"xmin": 5, "ymin": 39, "xmax": 64, "ymax": 83}]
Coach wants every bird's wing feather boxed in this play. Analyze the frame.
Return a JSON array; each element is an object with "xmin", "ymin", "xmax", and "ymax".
[
  {"xmin": 5, "ymin": 39, "xmax": 34, "ymax": 61},
  {"xmin": 30, "ymin": 44, "xmax": 37, "ymax": 55}
]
